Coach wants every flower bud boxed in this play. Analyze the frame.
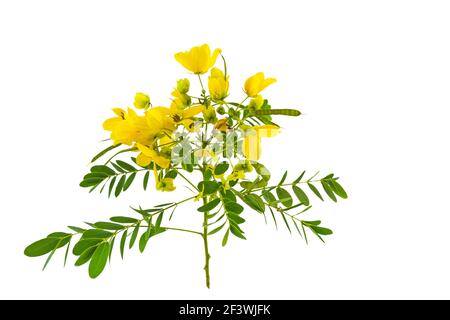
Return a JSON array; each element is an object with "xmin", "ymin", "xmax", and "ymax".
[
  {"xmin": 134, "ymin": 92, "xmax": 150, "ymax": 109},
  {"xmin": 217, "ymin": 105, "xmax": 226, "ymax": 115},
  {"xmin": 203, "ymin": 105, "xmax": 217, "ymax": 124},
  {"xmin": 177, "ymin": 78, "xmax": 190, "ymax": 94}
]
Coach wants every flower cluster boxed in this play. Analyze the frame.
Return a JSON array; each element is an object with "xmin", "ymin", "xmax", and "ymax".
[{"xmin": 103, "ymin": 44, "xmax": 282, "ymax": 192}]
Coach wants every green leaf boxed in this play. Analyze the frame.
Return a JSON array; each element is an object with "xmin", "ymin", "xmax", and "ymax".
[
  {"xmin": 82, "ymin": 229, "xmax": 113, "ymax": 239},
  {"xmin": 208, "ymin": 222, "xmax": 226, "ymax": 235},
  {"xmin": 122, "ymin": 172, "xmax": 136, "ymax": 191},
  {"xmin": 293, "ymin": 171, "xmax": 306, "ymax": 184},
  {"xmin": 279, "ymin": 212, "xmax": 292, "ymax": 234},
  {"xmin": 321, "ymin": 181, "xmax": 337, "ymax": 202},
  {"xmin": 24, "ymin": 238, "xmax": 60, "ymax": 257},
  {"xmin": 108, "ymin": 176, "xmax": 116, "ymax": 198},
  {"xmin": 155, "ymin": 212, "xmax": 164, "ymax": 229},
  {"xmin": 229, "ymin": 224, "xmax": 246, "ymax": 239},
  {"xmin": 88, "ymin": 242, "xmax": 110, "ymax": 279},
  {"xmin": 308, "ymin": 183, "xmax": 324, "ymax": 201},
  {"xmin": 214, "ymin": 162, "xmax": 229, "ymax": 175},
  {"xmin": 164, "ymin": 170, "xmax": 178, "ymax": 179},
  {"xmin": 120, "ymin": 230, "xmax": 127, "ymax": 259},
  {"xmin": 303, "ymin": 220, "xmax": 321, "ymax": 226},
  {"xmin": 116, "ymin": 160, "xmax": 137, "ymax": 172},
  {"xmin": 108, "ymin": 237, "xmax": 115, "ymax": 262},
  {"xmin": 83, "ymin": 173, "xmax": 108, "ymax": 180},
  {"xmin": 80, "ymin": 178, "xmax": 102, "ymax": 188},
  {"xmin": 268, "ymin": 206, "xmax": 278, "ymax": 230},
  {"xmin": 68, "ymin": 226, "xmax": 86, "ymax": 233},
  {"xmin": 276, "ymin": 188, "xmax": 293, "ymax": 207},
  {"xmin": 197, "ymin": 198, "xmax": 221, "ymax": 212},
  {"xmin": 143, "ymin": 171, "xmax": 150, "ymax": 191},
  {"xmin": 223, "ymin": 190, "xmax": 237, "ymax": 203},
  {"xmin": 228, "ymin": 213, "xmax": 245, "ymax": 224},
  {"xmin": 129, "ymin": 223, "xmax": 140, "ymax": 249},
  {"xmin": 139, "ymin": 233, "xmax": 150, "ymax": 253},
  {"xmin": 330, "ymin": 180, "xmax": 348, "ymax": 199},
  {"xmin": 47, "ymin": 232, "xmax": 70, "ymax": 238},
  {"xmin": 110, "ymin": 216, "xmax": 138, "ymax": 224},
  {"xmin": 222, "ymin": 229, "xmax": 230, "ymax": 247},
  {"xmin": 73, "ymin": 239, "xmax": 102, "ymax": 256},
  {"xmin": 243, "ymin": 194, "xmax": 265, "ymax": 213},
  {"xmin": 91, "ymin": 165, "xmax": 116, "ymax": 176},
  {"xmin": 91, "ymin": 144, "xmax": 121, "ymax": 163},
  {"xmin": 292, "ymin": 185, "xmax": 310, "ymax": 206},
  {"xmin": 63, "ymin": 240, "xmax": 71, "ymax": 267},
  {"xmin": 198, "ymin": 181, "xmax": 220, "ymax": 195},
  {"xmin": 224, "ymin": 202, "xmax": 244, "ymax": 215},
  {"xmin": 310, "ymin": 226, "xmax": 333, "ymax": 235},
  {"xmin": 262, "ymin": 190, "xmax": 277, "ymax": 206},
  {"xmin": 278, "ymin": 171, "xmax": 288, "ymax": 186},
  {"xmin": 75, "ymin": 246, "xmax": 96, "ymax": 266},
  {"xmin": 252, "ymin": 162, "xmax": 271, "ymax": 181},
  {"xmin": 112, "ymin": 162, "xmax": 126, "ymax": 173},
  {"xmin": 115, "ymin": 175, "xmax": 126, "ymax": 197},
  {"xmin": 154, "ymin": 202, "xmax": 174, "ymax": 208},
  {"xmin": 94, "ymin": 222, "xmax": 124, "ymax": 231}
]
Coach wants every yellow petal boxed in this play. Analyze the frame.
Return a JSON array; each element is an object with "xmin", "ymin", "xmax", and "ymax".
[
  {"xmin": 174, "ymin": 52, "xmax": 193, "ymax": 72},
  {"xmin": 136, "ymin": 152, "xmax": 152, "ymax": 167},
  {"xmin": 153, "ymin": 154, "xmax": 170, "ymax": 169},
  {"xmin": 182, "ymin": 105, "xmax": 204, "ymax": 118},
  {"xmin": 112, "ymin": 108, "xmax": 126, "ymax": 119},
  {"xmin": 208, "ymin": 49, "xmax": 222, "ymax": 70},
  {"xmin": 103, "ymin": 117, "xmax": 121, "ymax": 131}
]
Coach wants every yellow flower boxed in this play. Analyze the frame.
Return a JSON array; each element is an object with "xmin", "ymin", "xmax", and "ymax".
[
  {"xmin": 174, "ymin": 44, "xmax": 221, "ymax": 74},
  {"xmin": 145, "ymin": 107, "xmax": 175, "ymax": 136},
  {"xmin": 134, "ymin": 92, "xmax": 150, "ymax": 109},
  {"xmin": 214, "ymin": 118, "xmax": 228, "ymax": 132},
  {"xmin": 171, "ymin": 88, "xmax": 191, "ymax": 110},
  {"xmin": 169, "ymin": 104, "xmax": 204, "ymax": 131},
  {"xmin": 103, "ymin": 108, "xmax": 153, "ymax": 146},
  {"xmin": 242, "ymin": 125, "xmax": 281, "ymax": 161},
  {"xmin": 208, "ymin": 68, "xmax": 229, "ymax": 101},
  {"xmin": 244, "ymin": 72, "xmax": 276, "ymax": 97},
  {"xmin": 136, "ymin": 143, "xmax": 171, "ymax": 169},
  {"xmin": 156, "ymin": 178, "xmax": 176, "ymax": 192}
]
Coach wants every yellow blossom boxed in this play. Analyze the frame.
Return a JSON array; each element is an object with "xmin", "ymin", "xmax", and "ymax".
[
  {"xmin": 135, "ymin": 143, "xmax": 171, "ymax": 169},
  {"xmin": 171, "ymin": 88, "xmax": 191, "ymax": 110},
  {"xmin": 156, "ymin": 178, "xmax": 176, "ymax": 192},
  {"xmin": 242, "ymin": 125, "xmax": 281, "ymax": 161},
  {"xmin": 103, "ymin": 108, "xmax": 153, "ymax": 146},
  {"xmin": 208, "ymin": 68, "xmax": 229, "ymax": 101},
  {"xmin": 134, "ymin": 92, "xmax": 150, "ymax": 109},
  {"xmin": 174, "ymin": 44, "xmax": 221, "ymax": 74},
  {"xmin": 169, "ymin": 104, "xmax": 204, "ymax": 132},
  {"xmin": 214, "ymin": 118, "xmax": 228, "ymax": 132},
  {"xmin": 244, "ymin": 72, "xmax": 276, "ymax": 97}
]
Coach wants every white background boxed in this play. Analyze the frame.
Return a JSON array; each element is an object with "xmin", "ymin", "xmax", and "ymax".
[{"xmin": 1, "ymin": 0, "xmax": 449, "ymax": 299}]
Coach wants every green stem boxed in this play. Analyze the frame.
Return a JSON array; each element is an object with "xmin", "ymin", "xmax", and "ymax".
[
  {"xmin": 202, "ymin": 195, "xmax": 211, "ymax": 289},
  {"xmin": 175, "ymin": 169, "xmax": 199, "ymax": 191},
  {"xmin": 198, "ymin": 74, "xmax": 205, "ymax": 94}
]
